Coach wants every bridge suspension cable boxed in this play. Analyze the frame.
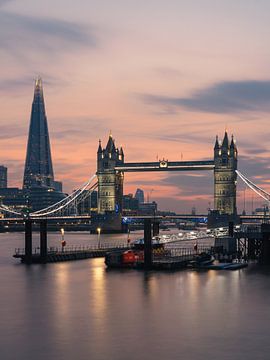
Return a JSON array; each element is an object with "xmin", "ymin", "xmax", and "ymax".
[
  {"xmin": 29, "ymin": 174, "xmax": 97, "ymax": 217},
  {"xmin": 0, "ymin": 204, "xmax": 24, "ymax": 216},
  {"xmin": 236, "ymin": 170, "xmax": 270, "ymax": 202}
]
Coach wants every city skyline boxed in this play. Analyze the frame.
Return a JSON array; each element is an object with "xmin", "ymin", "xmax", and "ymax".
[{"xmin": 1, "ymin": 0, "xmax": 270, "ymax": 212}]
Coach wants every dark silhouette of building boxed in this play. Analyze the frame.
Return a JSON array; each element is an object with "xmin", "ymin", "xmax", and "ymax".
[
  {"xmin": 138, "ymin": 201, "xmax": 157, "ymax": 216},
  {"xmin": 123, "ymin": 194, "xmax": 139, "ymax": 215},
  {"xmin": 135, "ymin": 188, "xmax": 144, "ymax": 204},
  {"xmin": 53, "ymin": 180, "xmax": 63, "ymax": 192},
  {"xmin": 22, "ymin": 78, "xmax": 65, "ymax": 211},
  {"xmin": 77, "ymin": 190, "xmax": 98, "ymax": 215},
  {"xmin": 0, "ymin": 166, "xmax": 7, "ymax": 188},
  {"xmin": 0, "ymin": 188, "xmax": 27, "ymax": 215}
]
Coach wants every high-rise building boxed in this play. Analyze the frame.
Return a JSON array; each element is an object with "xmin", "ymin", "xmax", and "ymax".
[
  {"xmin": 138, "ymin": 201, "xmax": 157, "ymax": 216},
  {"xmin": 123, "ymin": 193, "xmax": 139, "ymax": 214},
  {"xmin": 0, "ymin": 166, "xmax": 7, "ymax": 188},
  {"xmin": 0, "ymin": 188, "xmax": 27, "ymax": 211},
  {"xmin": 135, "ymin": 188, "xmax": 144, "ymax": 204},
  {"xmin": 22, "ymin": 78, "xmax": 65, "ymax": 211},
  {"xmin": 23, "ymin": 77, "xmax": 55, "ymax": 189}
]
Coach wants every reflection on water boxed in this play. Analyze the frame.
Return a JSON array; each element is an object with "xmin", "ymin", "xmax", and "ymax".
[{"xmin": 1, "ymin": 232, "xmax": 270, "ymax": 360}]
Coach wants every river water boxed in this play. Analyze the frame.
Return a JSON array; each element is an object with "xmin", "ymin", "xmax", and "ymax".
[{"xmin": 1, "ymin": 230, "xmax": 270, "ymax": 360}]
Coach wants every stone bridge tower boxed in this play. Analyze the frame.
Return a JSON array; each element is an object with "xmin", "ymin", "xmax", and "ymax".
[
  {"xmin": 214, "ymin": 131, "xmax": 237, "ymax": 215},
  {"xmin": 97, "ymin": 134, "xmax": 124, "ymax": 215}
]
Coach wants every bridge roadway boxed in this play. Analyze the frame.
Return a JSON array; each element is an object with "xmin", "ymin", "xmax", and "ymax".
[
  {"xmin": 115, "ymin": 160, "xmax": 214, "ymax": 172},
  {"xmin": 0, "ymin": 214, "xmax": 269, "ymax": 223}
]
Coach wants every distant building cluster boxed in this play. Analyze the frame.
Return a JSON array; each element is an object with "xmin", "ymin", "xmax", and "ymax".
[
  {"xmin": 74, "ymin": 188, "xmax": 159, "ymax": 217},
  {"xmin": 0, "ymin": 166, "xmax": 7, "ymax": 189},
  {"xmin": 122, "ymin": 188, "xmax": 158, "ymax": 216}
]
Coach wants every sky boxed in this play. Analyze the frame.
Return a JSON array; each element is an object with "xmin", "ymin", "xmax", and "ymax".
[{"xmin": 0, "ymin": 0, "xmax": 270, "ymax": 213}]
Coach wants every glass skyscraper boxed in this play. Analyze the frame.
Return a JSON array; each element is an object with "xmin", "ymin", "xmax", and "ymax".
[
  {"xmin": 22, "ymin": 78, "xmax": 65, "ymax": 211},
  {"xmin": 23, "ymin": 77, "xmax": 55, "ymax": 189}
]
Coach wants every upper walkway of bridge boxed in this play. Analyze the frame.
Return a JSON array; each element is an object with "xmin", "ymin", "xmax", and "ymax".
[{"xmin": 115, "ymin": 160, "xmax": 214, "ymax": 172}]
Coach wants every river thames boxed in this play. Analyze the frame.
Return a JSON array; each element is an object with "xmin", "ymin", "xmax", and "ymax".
[{"xmin": 1, "ymin": 231, "xmax": 270, "ymax": 360}]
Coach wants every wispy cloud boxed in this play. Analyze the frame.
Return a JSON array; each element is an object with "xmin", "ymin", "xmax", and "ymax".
[
  {"xmin": 0, "ymin": 11, "xmax": 98, "ymax": 60},
  {"xmin": 0, "ymin": 124, "xmax": 26, "ymax": 139},
  {"xmin": 0, "ymin": 0, "xmax": 12, "ymax": 6},
  {"xmin": 0, "ymin": 75, "xmax": 68, "ymax": 95},
  {"xmin": 173, "ymin": 156, "xmax": 270, "ymax": 191},
  {"xmin": 238, "ymin": 155, "xmax": 270, "ymax": 183},
  {"xmin": 140, "ymin": 80, "xmax": 270, "ymax": 114}
]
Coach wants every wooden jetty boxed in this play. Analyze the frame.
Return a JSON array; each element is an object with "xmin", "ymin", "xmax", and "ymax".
[{"xmin": 13, "ymin": 245, "xmax": 128, "ymax": 264}]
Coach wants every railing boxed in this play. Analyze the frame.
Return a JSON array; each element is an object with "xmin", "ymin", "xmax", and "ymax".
[
  {"xmin": 14, "ymin": 243, "xmax": 128, "ymax": 256},
  {"xmin": 14, "ymin": 244, "xmax": 211, "ymax": 258},
  {"xmin": 153, "ymin": 246, "xmax": 210, "ymax": 259}
]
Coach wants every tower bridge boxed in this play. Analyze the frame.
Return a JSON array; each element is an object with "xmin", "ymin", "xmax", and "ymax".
[{"xmin": 95, "ymin": 131, "xmax": 237, "ymax": 231}]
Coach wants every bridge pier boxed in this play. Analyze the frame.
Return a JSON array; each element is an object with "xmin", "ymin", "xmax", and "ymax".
[
  {"xmin": 144, "ymin": 219, "xmax": 152, "ymax": 270},
  {"xmin": 23, "ymin": 219, "xmax": 48, "ymax": 264},
  {"xmin": 25, "ymin": 219, "xmax": 32, "ymax": 264},
  {"xmin": 153, "ymin": 221, "xmax": 160, "ymax": 237},
  {"xmin": 40, "ymin": 220, "xmax": 47, "ymax": 263},
  {"xmin": 260, "ymin": 224, "xmax": 270, "ymax": 265}
]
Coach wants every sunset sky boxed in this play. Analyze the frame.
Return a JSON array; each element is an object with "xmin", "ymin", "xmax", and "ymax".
[{"xmin": 1, "ymin": 0, "xmax": 270, "ymax": 213}]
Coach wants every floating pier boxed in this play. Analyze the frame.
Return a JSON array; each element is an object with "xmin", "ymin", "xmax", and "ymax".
[{"xmin": 13, "ymin": 245, "xmax": 128, "ymax": 264}]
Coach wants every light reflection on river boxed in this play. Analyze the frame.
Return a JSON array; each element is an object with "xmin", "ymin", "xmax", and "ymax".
[{"xmin": 1, "ymin": 230, "xmax": 270, "ymax": 360}]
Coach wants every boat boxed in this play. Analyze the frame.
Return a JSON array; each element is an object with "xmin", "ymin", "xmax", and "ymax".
[
  {"xmin": 131, "ymin": 236, "xmax": 169, "ymax": 250},
  {"xmin": 224, "ymin": 262, "xmax": 248, "ymax": 270},
  {"xmin": 105, "ymin": 236, "xmax": 169, "ymax": 268},
  {"xmin": 189, "ymin": 252, "xmax": 215, "ymax": 268},
  {"xmin": 196, "ymin": 261, "xmax": 248, "ymax": 270},
  {"xmin": 105, "ymin": 249, "xmax": 143, "ymax": 268}
]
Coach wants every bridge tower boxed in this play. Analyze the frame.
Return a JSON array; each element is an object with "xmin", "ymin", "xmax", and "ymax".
[
  {"xmin": 214, "ymin": 131, "xmax": 237, "ymax": 215},
  {"xmin": 97, "ymin": 133, "xmax": 124, "ymax": 216}
]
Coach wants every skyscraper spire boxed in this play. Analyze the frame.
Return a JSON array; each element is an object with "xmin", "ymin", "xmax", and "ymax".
[{"xmin": 23, "ymin": 77, "xmax": 54, "ymax": 189}]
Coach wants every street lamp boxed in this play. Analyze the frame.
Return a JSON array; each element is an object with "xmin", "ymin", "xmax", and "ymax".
[
  {"xmin": 60, "ymin": 228, "xmax": 66, "ymax": 252},
  {"xmin": 97, "ymin": 227, "xmax": 101, "ymax": 249},
  {"xmin": 127, "ymin": 228, "xmax": 131, "ymax": 247}
]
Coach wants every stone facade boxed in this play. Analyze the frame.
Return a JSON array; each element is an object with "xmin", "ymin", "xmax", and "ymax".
[
  {"xmin": 97, "ymin": 135, "xmax": 124, "ymax": 214},
  {"xmin": 214, "ymin": 131, "xmax": 237, "ymax": 215}
]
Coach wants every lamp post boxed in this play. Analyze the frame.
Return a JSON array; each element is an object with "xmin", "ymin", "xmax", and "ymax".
[
  {"xmin": 97, "ymin": 227, "xmax": 101, "ymax": 249},
  {"xmin": 127, "ymin": 228, "xmax": 131, "ymax": 247},
  {"xmin": 60, "ymin": 228, "xmax": 66, "ymax": 252}
]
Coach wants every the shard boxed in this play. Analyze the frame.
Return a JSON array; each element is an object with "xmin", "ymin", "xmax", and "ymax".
[{"xmin": 23, "ymin": 77, "xmax": 55, "ymax": 189}]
